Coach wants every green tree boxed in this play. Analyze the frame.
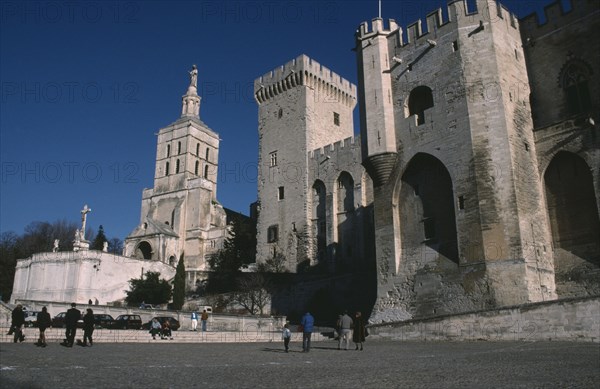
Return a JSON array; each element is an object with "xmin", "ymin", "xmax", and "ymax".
[
  {"xmin": 206, "ymin": 213, "xmax": 257, "ymax": 293},
  {"xmin": 125, "ymin": 271, "xmax": 171, "ymax": 307},
  {"xmin": 0, "ymin": 232, "xmax": 21, "ymax": 302},
  {"xmin": 92, "ymin": 225, "xmax": 108, "ymax": 250},
  {"xmin": 172, "ymin": 253, "xmax": 186, "ymax": 310}
]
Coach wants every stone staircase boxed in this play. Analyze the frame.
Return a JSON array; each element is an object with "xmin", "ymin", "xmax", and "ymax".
[{"xmin": 0, "ymin": 327, "xmax": 332, "ymax": 344}]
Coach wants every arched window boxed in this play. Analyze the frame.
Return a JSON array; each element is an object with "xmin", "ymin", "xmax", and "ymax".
[
  {"xmin": 336, "ymin": 172, "xmax": 355, "ymax": 213},
  {"xmin": 196, "ymin": 143, "xmax": 200, "ymax": 155},
  {"xmin": 178, "ymin": 142, "xmax": 182, "ymax": 154},
  {"xmin": 560, "ymin": 59, "xmax": 592, "ymax": 116},
  {"xmin": 165, "ymin": 161, "xmax": 170, "ymax": 176},
  {"xmin": 205, "ymin": 148, "xmax": 210, "ymax": 160},
  {"xmin": 195, "ymin": 160, "xmax": 200, "ymax": 175},
  {"xmin": 408, "ymin": 86, "xmax": 434, "ymax": 125},
  {"xmin": 176, "ymin": 159, "xmax": 180, "ymax": 174},
  {"xmin": 312, "ymin": 180, "xmax": 327, "ymax": 264},
  {"xmin": 204, "ymin": 165, "xmax": 209, "ymax": 179},
  {"xmin": 166, "ymin": 144, "xmax": 171, "ymax": 157}
]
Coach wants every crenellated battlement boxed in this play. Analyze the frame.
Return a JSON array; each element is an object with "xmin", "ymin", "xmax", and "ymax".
[
  {"xmin": 520, "ymin": 0, "xmax": 598, "ymax": 38},
  {"xmin": 356, "ymin": 0, "xmax": 521, "ymax": 46},
  {"xmin": 308, "ymin": 135, "xmax": 361, "ymax": 161},
  {"xmin": 254, "ymin": 54, "xmax": 357, "ymax": 106}
]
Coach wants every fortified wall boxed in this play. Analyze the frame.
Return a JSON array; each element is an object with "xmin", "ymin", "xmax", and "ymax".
[{"xmin": 356, "ymin": 0, "xmax": 566, "ymax": 323}]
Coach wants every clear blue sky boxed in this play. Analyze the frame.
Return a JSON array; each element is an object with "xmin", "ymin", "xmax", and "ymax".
[{"xmin": 0, "ymin": 0, "xmax": 558, "ymax": 241}]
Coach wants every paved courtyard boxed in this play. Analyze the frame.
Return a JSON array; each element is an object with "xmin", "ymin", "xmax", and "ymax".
[{"xmin": 1, "ymin": 340, "xmax": 598, "ymax": 388}]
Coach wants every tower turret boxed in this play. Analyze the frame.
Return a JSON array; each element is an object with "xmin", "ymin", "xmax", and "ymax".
[{"xmin": 356, "ymin": 18, "xmax": 399, "ymax": 186}]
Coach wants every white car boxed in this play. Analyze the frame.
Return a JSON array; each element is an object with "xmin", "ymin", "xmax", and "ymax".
[{"xmin": 24, "ymin": 311, "xmax": 41, "ymax": 327}]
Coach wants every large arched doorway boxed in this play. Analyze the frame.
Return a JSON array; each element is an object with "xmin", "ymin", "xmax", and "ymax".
[
  {"xmin": 544, "ymin": 152, "xmax": 600, "ymax": 295},
  {"xmin": 399, "ymin": 153, "xmax": 458, "ymax": 264},
  {"xmin": 135, "ymin": 241, "xmax": 153, "ymax": 260}
]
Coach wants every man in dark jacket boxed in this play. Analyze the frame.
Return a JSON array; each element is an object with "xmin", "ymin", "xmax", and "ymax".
[
  {"xmin": 10, "ymin": 304, "xmax": 25, "ymax": 343},
  {"xmin": 63, "ymin": 303, "xmax": 81, "ymax": 347}
]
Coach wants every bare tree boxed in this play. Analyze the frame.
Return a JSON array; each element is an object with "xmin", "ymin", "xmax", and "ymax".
[
  {"xmin": 258, "ymin": 252, "xmax": 288, "ymax": 273},
  {"xmin": 232, "ymin": 273, "xmax": 272, "ymax": 315}
]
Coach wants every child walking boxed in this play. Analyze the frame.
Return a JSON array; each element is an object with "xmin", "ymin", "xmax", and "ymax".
[{"xmin": 282, "ymin": 323, "xmax": 292, "ymax": 353}]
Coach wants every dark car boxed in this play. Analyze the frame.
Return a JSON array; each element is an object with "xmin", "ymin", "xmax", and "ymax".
[
  {"xmin": 93, "ymin": 314, "xmax": 114, "ymax": 328},
  {"xmin": 111, "ymin": 314, "xmax": 142, "ymax": 329},
  {"xmin": 141, "ymin": 316, "xmax": 180, "ymax": 331},
  {"xmin": 51, "ymin": 312, "xmax": 84, "ymax": 328}
]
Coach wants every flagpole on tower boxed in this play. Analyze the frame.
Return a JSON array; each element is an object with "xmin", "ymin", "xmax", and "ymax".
[{"xmin": 379, "ymin": 0, "xmax": 381, "ymax": 18}]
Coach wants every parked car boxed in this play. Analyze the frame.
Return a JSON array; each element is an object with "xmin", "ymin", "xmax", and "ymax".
[
  {"xmin": 93, "ymin": 314, "xmax": 115, "ymax": 328},
  {"xmin": 111, "ymin": 314, "xmax": 142, "ymax": 329},
  {"xmin": 139, "ymin": 303, "xmax": 156, "ymax": 309},
  {"xmin": 51, "ymin": 312, "xmax": 84, "ymax": 328},
  {"xmin": 24, "ymin": 311, "xmax": 42, "ymax": 327},
  {"xmin": 141, "ymin": 316, "xmax": 180, "ymax": 331}
]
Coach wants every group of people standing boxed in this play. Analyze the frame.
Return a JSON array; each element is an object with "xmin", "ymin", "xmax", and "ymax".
[
  {"xmin": 61, "ymin": 303, "xmax": 95, "ymax": 347},
  {"xmin": 337, "ymin": 311, "xmax": 367, "ymax": 351},
  {"xmin": 9, "ymin": 302, "xmax": 95, "ymax": 348},
  {"xmin": 284, "ymin": 310, "xmax": 367, "ymax": 353},
  {"xmin": 190, "ymin": 309, "xmax": 209, "ymax": 332}
]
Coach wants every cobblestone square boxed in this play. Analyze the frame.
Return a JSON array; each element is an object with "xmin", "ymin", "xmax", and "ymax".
[{"xmin": 1, "ymin": 340, "xmax": 598, "ymax": 388}]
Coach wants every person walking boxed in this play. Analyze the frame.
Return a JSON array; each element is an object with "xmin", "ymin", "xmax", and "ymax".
[
  {"xmin": 300, "ymin": 312, "xmax": 314, "ymax": 352},
  {"xmin": 36, "ymin": 306, "xmax": 52, "ymax": 347},
  {"xmin": 338, "ymin": 311, "xmax": 353, "ymax": 350},
  {"xmin": 10, "ymin": 304, "xmax": 25, "ymax": 343},
  {"xmin": 282, "ymin": 323, "xmax": 292, "ymax": 353},
  {"xmin": 63, "ymin": 303, "xmax": 81, "ymax": 347},
  {"xmin": 352, "ymin": 311, "xmax": 366, "ymax": 351},
  {"xmin": 191, "ymin": 311, "xmax": 199, "ymax": 331},
  {"xmin": 82, "ymin": 308, "xmax": 95, "ymax": 346},
  {"xmin": 201, "ymin": 309, "xmax": 209, "ymax": 332}
]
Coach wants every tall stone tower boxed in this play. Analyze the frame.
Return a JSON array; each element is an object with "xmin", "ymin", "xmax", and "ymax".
[
  {"xmin": 125, "ymin": 66, "xmax": 227, "ymax": 281},
  {"xmin": 254, "ymin": 55, "xmax": 358, "ymax": 271},
  {"xmin": 356, "ymin": 0, "xmax": 557, "ymax": 321}
]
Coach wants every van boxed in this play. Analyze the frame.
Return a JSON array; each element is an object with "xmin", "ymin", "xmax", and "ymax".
[{"xmin": 201, "ymin": 306, "xmax": 213, "ymax": 314}]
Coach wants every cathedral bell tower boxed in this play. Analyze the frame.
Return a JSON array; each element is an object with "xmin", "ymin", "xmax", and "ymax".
[{"xmin": 125, "ymin": 65, "xmax": 227, "ymax": 282}]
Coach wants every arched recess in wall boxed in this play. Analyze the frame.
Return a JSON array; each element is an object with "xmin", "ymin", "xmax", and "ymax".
[
  {"xmin": 336, "ymin": 172, "xmax": 355, "ymax": 265},
  {"xmin": 407, "ymin": 86, "xmax": 434, "ymax": 126},
  {"xmin": 311, "ymin": 180, "xmax": 327, "ymax": 265},
  {"xmin": 544, "ymin": 151, "xmax": 600, "ymax": 278},
  {"xmin": 169, "ymin": 256, "xmax": 176, "ymax": 266},
  {"xmin": 135, "ymin": 241, "xmax": 153, "ymax": 260},
  {"xmin": 397, "ymin": 153, "xmax": 459, "ymax": 266}
]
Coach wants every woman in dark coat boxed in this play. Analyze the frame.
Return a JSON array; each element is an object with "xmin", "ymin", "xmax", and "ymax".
[
  {"xmin": 352, "ymin": 311, "xmax": 366, "ymax": 351},
  {"xmin": 36, "ymin": 306, "xmax": 52, "ymax": 347},
  {"xmin": 82, "ymin": 308, "xmax": 95, "ymax": 346}
]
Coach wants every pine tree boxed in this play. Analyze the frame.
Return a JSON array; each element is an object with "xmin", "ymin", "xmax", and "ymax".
[
  {"xmin": 125, "ymin": 271, "xmax": 171, "ymax": 306},
  {"xmin": 172, "ymin": 253, "xmax": 186, "ymax": 310},
  {"xmin": 92, "ymin": 225, "xmax": 108, "ymax": 250}
]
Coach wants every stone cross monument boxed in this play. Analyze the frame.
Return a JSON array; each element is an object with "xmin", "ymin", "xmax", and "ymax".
[{"xmin": 73, "ymin": 204, "xmax": 92, "ymax": 251}]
